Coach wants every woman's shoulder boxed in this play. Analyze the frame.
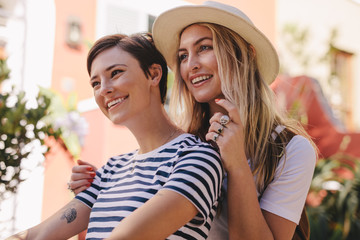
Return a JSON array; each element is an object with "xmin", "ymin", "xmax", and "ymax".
[
  {"xmin": 174, "ymin": 133, "xmax": 217, "ymax": 149},
  {"xmin": 274, "ymin": 125, "xmax": 317, "ymax": 165},
  {"xmin": 172, "ymin": 133, "xmax": 222, "ymax": 162},
  {"xmin": 284, "ymin": 134, "xmax": 317, "ymax": 170},
  {"xmin": 104, "ymin": 150, "xmax": 138, "ymax": 168},
  {"xmin": 287, "ymin": 134, "xmax": 316, "ymax": 156}
]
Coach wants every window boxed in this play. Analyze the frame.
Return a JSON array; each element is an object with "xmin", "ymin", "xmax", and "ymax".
[{"xmin": 329, "ymin": 47, "xmax": 354, "ymax": 130}]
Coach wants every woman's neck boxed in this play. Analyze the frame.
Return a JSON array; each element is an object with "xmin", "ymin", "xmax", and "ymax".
[{"xmin": 129, "ymin": 107, "xmax": 183, "ymax": 154}]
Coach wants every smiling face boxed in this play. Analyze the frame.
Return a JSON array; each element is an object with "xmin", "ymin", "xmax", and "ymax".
[
  {"xmin": 90, "ymin": 46, "xmax": 152, "ymax": 125},
  {"xmin": 178, "ymin": 24, "xmax": 224, "ymax": 103}
]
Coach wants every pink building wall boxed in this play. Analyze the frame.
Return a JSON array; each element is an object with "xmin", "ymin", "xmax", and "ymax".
[{"xmin": 42, "ymin": 0, "xmax": 97, "ymax": 222}]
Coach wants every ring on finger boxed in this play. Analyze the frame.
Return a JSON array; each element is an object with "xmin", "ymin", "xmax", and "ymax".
[
  {"xmin": 213, "ymin": 133, "xmax": 219, "ymax": 142},
  {"xmin": 67, "ymin": 182, "xmax": 75, "ymax": 194},
  {"xmin": 220, "ymin": 115, "xmax": 230, "ymax": 126},
  {"xmin": 217, "ymin": 125, "xmax": 224, "ymax": 134}
]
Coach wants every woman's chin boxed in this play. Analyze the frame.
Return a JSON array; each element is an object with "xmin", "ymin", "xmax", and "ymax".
[
  {"xmin": 194, "ymin": 97, "xmax": 212, "ymax": 104},
  {"xmin": 192, "ymin": 93, "xmax": 214, "ymax": 103},
  {"xmin": 192, "ymin": 90, "xmax": 223, "ymax": 104}
]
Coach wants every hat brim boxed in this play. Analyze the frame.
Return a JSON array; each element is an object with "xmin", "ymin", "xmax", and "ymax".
[{"xmin": 152, "ymin": 4, "xmax": 279, "ymax": 84}]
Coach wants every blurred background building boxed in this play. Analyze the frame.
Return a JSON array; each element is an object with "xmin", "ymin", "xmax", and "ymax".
[{"xmin": 0, "ymin": 0, "xmax": 359, "ymax": 239}]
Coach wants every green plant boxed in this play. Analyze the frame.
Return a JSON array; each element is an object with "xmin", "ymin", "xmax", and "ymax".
[
  {"xmin": 0, "ymin": 87, "xmax": 61, "ymax": 202},
  {"xmin": 0, "ymin": 58, "xmax": 10, "ymax": 84},
  {"xmin": 306, "ymin": 144, "xmax": 360, "ymax": 240},
  {"xmin": 0, "ymin": 57, "xmax": 63, "ymax": 203}
]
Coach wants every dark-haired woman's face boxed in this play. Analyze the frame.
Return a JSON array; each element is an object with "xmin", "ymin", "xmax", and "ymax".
[
  {"xmin": 178, "ymin": 24, "xmax": 223, "ymax": 103},
  {"xmin": 89, "ymin": 46, "xmax": 152, "ymax": 125}
]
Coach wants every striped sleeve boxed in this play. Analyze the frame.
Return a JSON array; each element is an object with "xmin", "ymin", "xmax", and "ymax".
[{"xmin": 163, "ymin": 145, "xmax": 223, "ymax": 225}]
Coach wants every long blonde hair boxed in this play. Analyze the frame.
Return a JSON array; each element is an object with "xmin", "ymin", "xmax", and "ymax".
[{"xmin": 169, "ymin": 23, "xmax": 316, "ymax": 193}]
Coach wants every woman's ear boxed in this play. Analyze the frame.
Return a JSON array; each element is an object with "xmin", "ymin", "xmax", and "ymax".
[{"xmin": 148, "ymin": 63, "xmax": 162, "ymax": 86}]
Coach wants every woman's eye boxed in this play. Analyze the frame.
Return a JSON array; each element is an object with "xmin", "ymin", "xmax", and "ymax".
[
  {"xmin": 178, "ymin": 53, "xmax": 188, "ymax": 62},
  {"xmin": 200, "ymin": 45, "xmax": 211, "ymax": 51},
  {"xmin": 91, "ymin": 81, "xmax": 100, "ymax": 88},
  {"xmin": 111, "ymin": 69, "xmax": 123, "ymax": 78}
]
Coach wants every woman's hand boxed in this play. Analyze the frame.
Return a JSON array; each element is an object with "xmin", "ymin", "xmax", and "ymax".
[
  {"xmin": 205, "ymin": 99, "xmax": 247, "ymax": 172},
  {"xmin": 206, "ymin": 99, "xmax": 277, "ymax": 239},
  {"xmin": 68, "ymin": 159, "xmax": 97, "ymax": 195}
]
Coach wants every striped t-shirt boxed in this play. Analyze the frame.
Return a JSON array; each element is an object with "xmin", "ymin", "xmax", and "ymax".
[{"xmin": 76, "ymin": 133, "xmax": 223, "ymax": 240}]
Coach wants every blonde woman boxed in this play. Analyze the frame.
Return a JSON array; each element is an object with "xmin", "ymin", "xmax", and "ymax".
[{"xmin": 69, "ymin": 1, "xmax": 317, "ymax": 239}]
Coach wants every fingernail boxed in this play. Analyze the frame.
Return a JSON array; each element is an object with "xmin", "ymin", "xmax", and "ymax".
[
  {"xmin": 90, "ymin": 172, "xmax": 96, "ymax": 177},
  {"xmin": 88, "ymin": 179, "xmax": 93, "ymax": 183},
  {"xmin": 215, "ymin": 98, "xmax": 221, "ymax": 102},
  {"xmin": 87, "ymin": 167, "xmax": 93, "ymax": 171},
  {"xmin": 86, "ymin": 184, "xmax": 91, "ymax": 187}
]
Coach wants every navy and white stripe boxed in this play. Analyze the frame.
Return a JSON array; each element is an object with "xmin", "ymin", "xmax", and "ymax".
[{"xmin": 76, "ymin": 133, "xmax": 223, "ymax": 240}]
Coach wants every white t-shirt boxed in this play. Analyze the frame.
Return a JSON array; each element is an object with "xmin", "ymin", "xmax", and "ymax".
[
  {"xmin": 76, "ymin": 133, "xmax": 223, "ymax": 240},
  {"xmin": 208, "ymin": 129, "xmax": 316, "ymax": 240}
]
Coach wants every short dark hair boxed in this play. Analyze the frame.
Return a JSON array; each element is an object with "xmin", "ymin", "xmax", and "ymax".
[{"xmin": 87, "ymin": 33, "xmax": 168, "ymax": 104}]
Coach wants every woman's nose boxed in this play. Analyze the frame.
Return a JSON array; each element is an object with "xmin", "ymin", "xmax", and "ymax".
[
  {"xmin": 188, "ymin": 54, "xmax": 200, "ymax": 72},
  {"xmin": 99, "ymin": 81, "xmax": 113, "ymax": 96}
]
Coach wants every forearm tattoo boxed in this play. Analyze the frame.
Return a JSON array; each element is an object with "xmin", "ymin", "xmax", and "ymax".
[{"xmin": 60, "ymin": 207, "xmax": 77, "ymax": 223}]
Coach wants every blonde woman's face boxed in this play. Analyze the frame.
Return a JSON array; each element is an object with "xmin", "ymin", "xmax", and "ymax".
[{"xmin": 178, "ymin": 24, "xmax": 223, "ymax": 103}]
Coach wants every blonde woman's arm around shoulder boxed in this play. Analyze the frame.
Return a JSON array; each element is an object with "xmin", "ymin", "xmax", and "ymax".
[{"xmin": 5, "ymin": 198, "xmax": 90, "ymax": 240}]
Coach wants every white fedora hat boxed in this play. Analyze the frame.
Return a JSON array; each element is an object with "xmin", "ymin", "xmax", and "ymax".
[{"xmin": 152, "ymin": 1, "xmax": 279, "ymax": 84}]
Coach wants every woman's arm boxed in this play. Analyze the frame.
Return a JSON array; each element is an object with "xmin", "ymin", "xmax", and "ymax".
[
  {"xmin": 6, "ymin": 199, "xmax": 91, "ymax": 240},
  {"xmin": 206, "ymin": 99, "xmax": 307, "ymax": 240},
  {"xmin": 226, "ymin": 135, "xmax": 316, "ymax": 240},
  {"xmin": 106, "ymin": 189, "xmax": 198, "ymax": 240},
  {"xmin": 227, "ymin": 167, "xmax": 296, "ymax": 240}
]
